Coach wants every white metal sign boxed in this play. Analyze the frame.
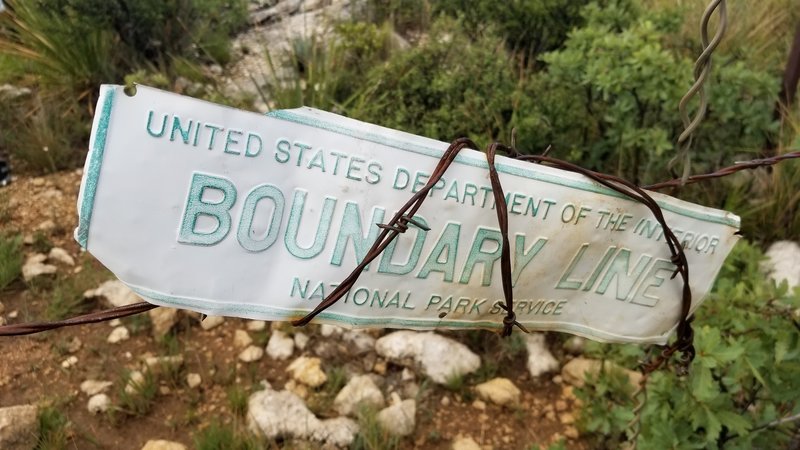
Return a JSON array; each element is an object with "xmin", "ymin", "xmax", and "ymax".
[{"xmin": 76, "ymin": 85, "xmax": 740, "ymax": 344}]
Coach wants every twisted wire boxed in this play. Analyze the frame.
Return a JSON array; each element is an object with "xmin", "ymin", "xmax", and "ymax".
[{"xmin": 670, "ymin": 0, "xmax": 728, "ymax": 183}]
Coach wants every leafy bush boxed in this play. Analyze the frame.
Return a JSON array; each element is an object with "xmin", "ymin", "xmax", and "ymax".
[
  {"xmin": 576, "ymin": 240, "xmax": 800, "ymax": 448},
  {"xmin": 0, "ymin": 233, "xmax": 22, "ymax": 290},
  {"xmin": 350, "ymin": 17, "xmax": 519, "ymax": 147},
  {"xmin": 433, "ymin": 0, "xmax": 591, "ymax": 56},
  {"xmin": 512, "ymin": 2, "xmax": 778, "ymax": 184}
]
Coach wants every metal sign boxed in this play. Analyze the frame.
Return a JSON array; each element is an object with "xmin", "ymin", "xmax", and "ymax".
[{"xmin": 75, "ymin": 85, "xmax": 740, "ymax": 344}]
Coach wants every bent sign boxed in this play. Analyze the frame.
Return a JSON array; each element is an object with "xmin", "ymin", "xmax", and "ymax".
[{"xmin": 75, "ymin": 85, "xmax": 740, "ymax": 344}]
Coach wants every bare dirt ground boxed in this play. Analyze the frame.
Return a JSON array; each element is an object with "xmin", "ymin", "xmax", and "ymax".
[{"xmin": 0, "ymin": 171, "xmax": 586, "ymax": 450}]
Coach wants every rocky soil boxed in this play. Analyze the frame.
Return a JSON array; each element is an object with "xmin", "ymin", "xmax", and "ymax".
[{"xmin": 0, "ymin": 171, "xmax": 607, "ymax": 449}]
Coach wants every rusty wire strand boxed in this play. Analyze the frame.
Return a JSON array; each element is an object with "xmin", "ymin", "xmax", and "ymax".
[
  {"xmin": 670, "ymin": 0, "xmax": 728, "ymax": 183},
  {"xmin": 0, "ymin": 147, "xmax": 794, "ymax": 339},
  {"xmin": 0, "ymin": 301, "xmax": 156, "ymax": 336}
]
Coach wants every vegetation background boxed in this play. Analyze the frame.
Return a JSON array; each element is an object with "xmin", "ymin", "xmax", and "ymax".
[{"xmin": 0, "ymin": 0, "xmax": 799, "ymax": 448}]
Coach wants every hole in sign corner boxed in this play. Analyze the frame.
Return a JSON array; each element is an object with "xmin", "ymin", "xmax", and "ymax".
[{"xmin": 123, "ymin": 84, "xmax": 137, "ymax": 97}]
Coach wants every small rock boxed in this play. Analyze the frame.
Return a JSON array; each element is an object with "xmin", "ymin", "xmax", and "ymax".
[
  {"xmin": 559, "ymin": 413, "xmax": 575, "ymax": 425},
  {"xmin": 286, "ymin": 356, "xmax": 327, "ymax": 388},
  {"xmin": 451, "ymin": 436, "xmax": 482, "ymax": 450},
  {"xmin": 125, "ymin": 371, "xmax": 146, "ymax": 394},
  {"xmin": 563, "ymin": 336, "xmax": 586, "ymax": 355},
  {"xmin": 320, "ymin": 324, "xmax": 343, "ymax": 337},
  {"xmin": 373, "ymin": 360, "xmax": 387, "ymax": 375},
  {"xmin": 555, "ymin": 400, "xmax": 567, "ymax": 412},
  {"xmin": 564, "ymin": 426, "xmax": 580, "ymax": 439},
  {"xmin": 401, "ymin": 368, "xmax": 415, "ymax": 381},
  {"xmin": 0, "ymin": 84, "xmax": 32, "ymax": 101},
  {"xmin": 234, "ymin": 330, "xmax": 253, "ymax": 348},
  {"xmin": 472, "ymin": 399, "xmax": 486, "ymax": 410},
  {"xmin": 474, "ymin": 378, "xmax": 521, "ymax": 406},
  {"xmin": 186, "ymin": 373, "xmax": 202, "ymax": 389},
  {"xmin": 284, "ymin": 380, "xmax": 309, "ymax": 399},
  {"xmin": 377, "ymin": 399, "xmax": 416, "ymax": 437},
  {"xmin": 334, "ymin": 375, "xmax": 385, "ymax": 416},
  {"xmin": 109, "ymin": 319, "xmax": 122, "ymax": 327},
  {"xmin": 148, "ymin": 308, "xmax": 179, "ymax": 338},
  {"xmin": 66, "ymin": 336, "xmax": 83, "ymax": 353},
  {"xmin": 0, "ymin": 404, "xmax": 38, "ymax": 450},
  {"xmin": 61, "ymin": 355, "xmax": 78, "ymax": 369},
  {"xmin": 80, "ymin": 380, "xmax": 112, "ymax": 396},
  {"xmin": 342, "ymin": 330, "xmax": 376, "ymax": 355},
  {"xmin": 763, "ymin": 241, "xmax": 800, "ymax": 289},
  {"xmin": 441, "ymin": 396, "xmax": 450, "ymax": 406},
  {"xmin": 562, "ymin": 357, "xmax": 642, "ymax": 389},
  {"xmin": 375, "ymin": 331, "xmax": 480, "ymax": 384},
  {"xmin": 525, "ymin": 333, "xmax": 559, "ymax": 377},
  {"xmin": 141, "ymin": 440, "xmax": 187, "ymax": 450},
  {"xmin": 88, "ymin": 394, "xmax": 111, "ymax": 414},
  {"xmin": 293, "ymin": 332, "xmax": 309, "ymax": 350},
  {"xmin": 84, "ymin": 280, "xmax": 142, "ymax": 307},
  {"xmin": 47, "ymin": 247, "xmax": 75, "ymax": 266},
  {"xmin": 22, "ymin": 254, "xmax": 57, "ymax": 281},
  {"xmin": 107, "ymin": 326, "xmax": 130, "ymax": 344},
  {"xmin": 36, "ymin": 220, "xmax": 55, "ymax": 232},
  {"xmin": 200, "ymin": 315, "xmax": 225, "ymax": 330},
  {"xmin": 247, "ymin": 388, "xmax": 358, "ymax": 446},
  {"xmin": 266, "ymin": 330, "xmax": 294, "ymax": 360},
  {"xmin": 144, "ymin": 355, "xmax": 184, "ymax": 374},
  {"xmin": 246, "ymin": 320, "xmax": 267, "ymax": 331},
  {"xmin": 238, "ymin": 345, "xmax": 264, "ymax": 363},
  {"xmin": 6, "ymin": 310, "xmax": 16, "ymax": 319}
]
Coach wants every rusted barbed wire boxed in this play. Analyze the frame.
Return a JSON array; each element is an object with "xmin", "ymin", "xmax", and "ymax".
[
  {"xmin": 0, "ymin": 301, "xmax": 156, "ymax": 336},
  {"xmin": 0, "ymin": 148, "xmax": 796, "ymax": 339}
]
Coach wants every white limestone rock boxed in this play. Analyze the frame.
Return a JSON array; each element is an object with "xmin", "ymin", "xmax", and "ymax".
[
  {"xmin": 375, "ymin": 331, "xmax": 480, "ymax": 384},
  {"xmin": 334, "ymin": 375, "xmax": 385, "ymax": 416},
  {"xmin": 293, "ymin": 332, "xmax": 309, "ymax": 350},
  {"xmin": 525, "ymin": 333, "xmax": 559, "ymax": 377},
  {"xmin": 186, "ymin": 373, "xmax": 202, "ymax": 389},
  {"xmin": 286, "ymin": 356, "xmax": 327, "ymax": 388},
  {"xmin": 342, "ymin": 330, "xmax": 376, "ymax": 355},
  {"xmin": 107, "ymin": 326, "xmax": 130, "ymax": 344},
  {"xmin": 125, "ymin": 370, "xmax": 146, "ymax": 394},
  {"xmin": 474, "ymin": 378, "xmax": 521, "ymax": 406},
  {"xmin": 87, "ymin": 394, "xmax": 111, "ymax": 414},
  {"xmin": 238, "ymin": 345, "xmax": 265, "ymax": 363},
  {"xmin": 266, "ymin": 330, "xmax": 294, "ymax": 360},
  {"xmin": 377, "ymin": 399, "xmax": 416, "ymax": 437},
  {"xmin": 562, "ymin": 357, "xmax": 642, "ymax": 389},
  {"xmin": 246, "ymin": 320, "xmax": 267, "ymax": 331},
  {"xmin": 84, "ymin": 280, "xmax": 142, "ymax": 307},
  {"xmin": 47, "ymin": 247, "xmax": 75, "ymax": 266},
  {"xmin": 148, "ymin": 307, "xmax": 179, "ymax": 338},
  {"xmin": 80, "ymin": 380, "xmax": 112, "ymax": 396},
  {"xmin": 22, "ymin": 253, "xmax": 57, "ymax": 281},
  {"xmin": 234, "ymin": 329, "xmax": 253, "ymax": 348},
  {"xmin": 451, "ymin": 436, "xmax": 482, "ymax": 450},
  {"xmin": 200, "ymin": 315, "xmax": 225, "ymax": 330},
  {"xmin": 141, "ymin": 440, "xmax": 187, "ymax": 450},
  {"xmin": 247, "ymin": 388, "xmax": 358, "ymax": 447},
  {"xmin": 0, "ymin": 404, "xmax": 39, "ymax": 450},
  {"xmin": 763, "ymin": 241, "xmax": 800, "ymax": 289}
]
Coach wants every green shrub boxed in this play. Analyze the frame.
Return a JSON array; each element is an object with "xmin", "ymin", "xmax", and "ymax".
[
  {"xmin": 194, "ymin": 421, "xmax": 260, "ymax": 450},
  {"xmin": 433, "ymin": 0, "xmax": 591, "ymax": 56},
  {"xmin": 576, "ymin": 241, "xmax": 800, "ymax": 448},
  {"xmin": 0, "ymin": 233, "xmax": 22, "ymax": 290},
  {"xmin": 350, "ymin": 17, "xmax": 519, "ymax": 147},
  {"xmin": 512, "ymin": 2, "xmax": 778, "ymax": 184}
]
